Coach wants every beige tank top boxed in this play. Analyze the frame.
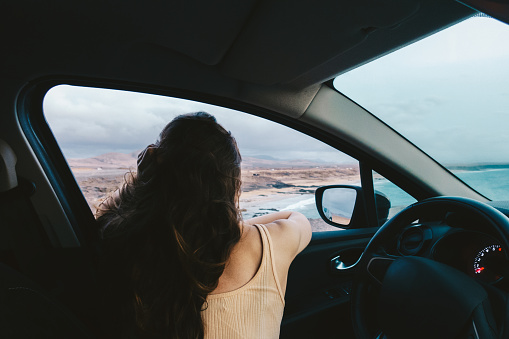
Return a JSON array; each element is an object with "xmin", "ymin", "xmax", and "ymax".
[{"xmin": 202, "ymin": 224, "xmax": 285, "ymax": 339}]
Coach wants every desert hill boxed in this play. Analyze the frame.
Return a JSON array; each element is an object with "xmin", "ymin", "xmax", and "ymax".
[
  {"xmin": 241, "ymin": 157, "xmax": 333, "ymax": 168},
  {"xmin": 67, "ymin": 151, "xmax": 341, "ymax": 170},
  {"xmin": 68, "ymin": 151, "xmax": 138, "ymax": 169}
]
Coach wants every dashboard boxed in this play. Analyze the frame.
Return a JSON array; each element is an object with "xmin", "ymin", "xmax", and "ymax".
[{"xmin": 395, "ymin": 216, "xmax": 509, "ymax": 286}]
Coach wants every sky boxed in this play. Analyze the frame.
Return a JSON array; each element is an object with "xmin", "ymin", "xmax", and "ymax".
[
  {"xmin": 334, "ymin": 16, "xmax": 509, "ymax": 165},
  {"xmin": 43, "ymin": 85, "xmax": 355, "ymax": 163},
  {"xmin": 43, "ymin": 16, "xmax": 509, "ymax": 166}
]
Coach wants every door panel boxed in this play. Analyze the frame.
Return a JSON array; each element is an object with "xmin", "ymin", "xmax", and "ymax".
[{"xmin": 281, "ymin": 228, "xmax": 377, "ymax": 338}]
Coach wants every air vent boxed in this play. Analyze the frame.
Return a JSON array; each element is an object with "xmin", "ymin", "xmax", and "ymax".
[{"xmin": 398, "ymin": 226, "xmax": 431, "ymax": 256}]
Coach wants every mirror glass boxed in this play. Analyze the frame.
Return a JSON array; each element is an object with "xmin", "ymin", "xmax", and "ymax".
[{"xmin": 321, "ymin": 188, "xmax": 357, "ymax": 226}]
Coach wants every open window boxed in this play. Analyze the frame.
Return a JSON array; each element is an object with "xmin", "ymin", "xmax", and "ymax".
[{"xmin": 43, "ymin": 85, "xmax": 367, "ymax": 232}]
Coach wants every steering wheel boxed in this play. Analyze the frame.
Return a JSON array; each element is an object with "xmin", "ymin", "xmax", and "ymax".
[{"xmin": 351, "ymin": 196, "xmax": 509, "ymax": 339}]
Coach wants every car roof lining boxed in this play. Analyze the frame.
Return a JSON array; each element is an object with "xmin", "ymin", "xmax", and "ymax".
[
  {"xmin": 290, "ymin": 1, "xmax": 475, "ymax": 88},
  {"xmin": 2, "ymin": 0, "xmax": 476, "ymax": 118},
  {"xmin": 219, "ymin": 0, "xmax": 421, "ymax": 85}
]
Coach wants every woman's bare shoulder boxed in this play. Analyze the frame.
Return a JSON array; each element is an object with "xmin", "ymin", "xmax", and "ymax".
[
  {"xmin": 231, "ymin": 223, "xmax": 263, "ymax": 263},
  {"xmin": 263, "ymin": 212, "xmax": 312, "ymax": 259}
]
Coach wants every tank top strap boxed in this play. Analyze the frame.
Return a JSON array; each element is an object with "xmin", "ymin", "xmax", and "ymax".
[{"xmin": 253, "ymin": 224, "xmax": 285, "ymax": 304}]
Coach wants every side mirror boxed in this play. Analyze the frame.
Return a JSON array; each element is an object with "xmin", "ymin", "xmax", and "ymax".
[
  {"xmin": 315, "ymin": 185, "xmax": 391, "ymax": 229},
  {"xmin": 316, "ymin": 186, "xmax": 357, "ymax": 227}
]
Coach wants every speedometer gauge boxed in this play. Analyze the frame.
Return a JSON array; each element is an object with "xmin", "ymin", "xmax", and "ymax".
[{"xmin": 473, "ymin": 244, "xmax": 504, "ymax": 283}]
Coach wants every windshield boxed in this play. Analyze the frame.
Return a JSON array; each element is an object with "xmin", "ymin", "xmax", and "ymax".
[{"xmin": 334, "ymin": 15, "xmax": 509, "ymax": 201}]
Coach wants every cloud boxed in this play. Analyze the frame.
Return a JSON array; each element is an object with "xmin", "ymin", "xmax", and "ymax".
[{"xmin": 43, "ymin": 85, "xmax": 355, "ymax": 163}]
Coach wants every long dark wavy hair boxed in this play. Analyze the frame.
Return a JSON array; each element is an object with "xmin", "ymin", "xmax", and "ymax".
[{"xmin": 96, "ymin": 112, "xmax": 242, "ymax": 339}]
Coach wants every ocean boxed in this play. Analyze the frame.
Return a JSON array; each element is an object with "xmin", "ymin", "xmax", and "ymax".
[
  {"xmin": 241, "ymin": 169, "xmax": 509, "ymax": 221},
  {"xmin": 454, "ymin": 168, "xmax": 509, "ymax": 201}
]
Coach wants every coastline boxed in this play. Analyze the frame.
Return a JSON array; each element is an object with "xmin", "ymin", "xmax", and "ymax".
[{"xmin": 72, "ymin": 165, "xmax": 360, "ymax": 232}]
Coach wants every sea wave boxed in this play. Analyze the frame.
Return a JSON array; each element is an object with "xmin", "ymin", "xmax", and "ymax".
[{"xmin": 281, "ymin": 197, "xmax": 315, "ymax": 211}]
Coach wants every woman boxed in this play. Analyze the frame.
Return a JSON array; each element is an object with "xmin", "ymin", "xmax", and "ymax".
[{"xmin": 97, "ymin": 112, "xmax": 311, "ymax": 339}]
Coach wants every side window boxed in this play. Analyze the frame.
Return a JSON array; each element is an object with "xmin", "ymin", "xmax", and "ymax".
[
  {"xmin": 373, "ymin": 171, "xmax": 416, "ymax": 220},
  {"xmin": 43, "ymin": 85, "xmax": 361, "ymax": 232}
]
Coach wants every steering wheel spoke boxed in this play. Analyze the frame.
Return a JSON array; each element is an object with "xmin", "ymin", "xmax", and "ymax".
[{"xmin": 365, "ymin": 254, "xmax": 396, "ymax": 285}]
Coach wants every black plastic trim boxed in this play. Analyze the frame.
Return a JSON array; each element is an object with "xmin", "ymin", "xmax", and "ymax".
[
  {"xmin": 360, "ymin": 162, "xmax": 378, "ymax": 228},
  {"xmin": 16, "ymin": 81, "xmax": 98, "ymax": 247}
]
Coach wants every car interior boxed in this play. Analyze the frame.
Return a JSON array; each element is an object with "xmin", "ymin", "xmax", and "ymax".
[{"xmin": 2, "ymin": 0, "xmax": 509, "ymax": 338}]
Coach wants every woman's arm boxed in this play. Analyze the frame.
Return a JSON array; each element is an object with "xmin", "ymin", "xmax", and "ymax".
[
  {"xmin": 245, "ymin": 211, "xmax": 312, "ymax": 258},
  {"xmin": 244, "ymin": 211, "xmax": 293, "ymax": 225},
  {"xmin": 245, "ymin": 210, "xmax": 312, "ymax": 293}
]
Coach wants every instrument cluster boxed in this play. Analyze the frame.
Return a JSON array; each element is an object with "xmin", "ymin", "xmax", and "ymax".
[
  {"xmin": 432, "ymin": 231, "xmax": 506, "ymax": 283},
  {"xmin": 397, "ymin": 226, "xmax": 507, "ymax": 284}
]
